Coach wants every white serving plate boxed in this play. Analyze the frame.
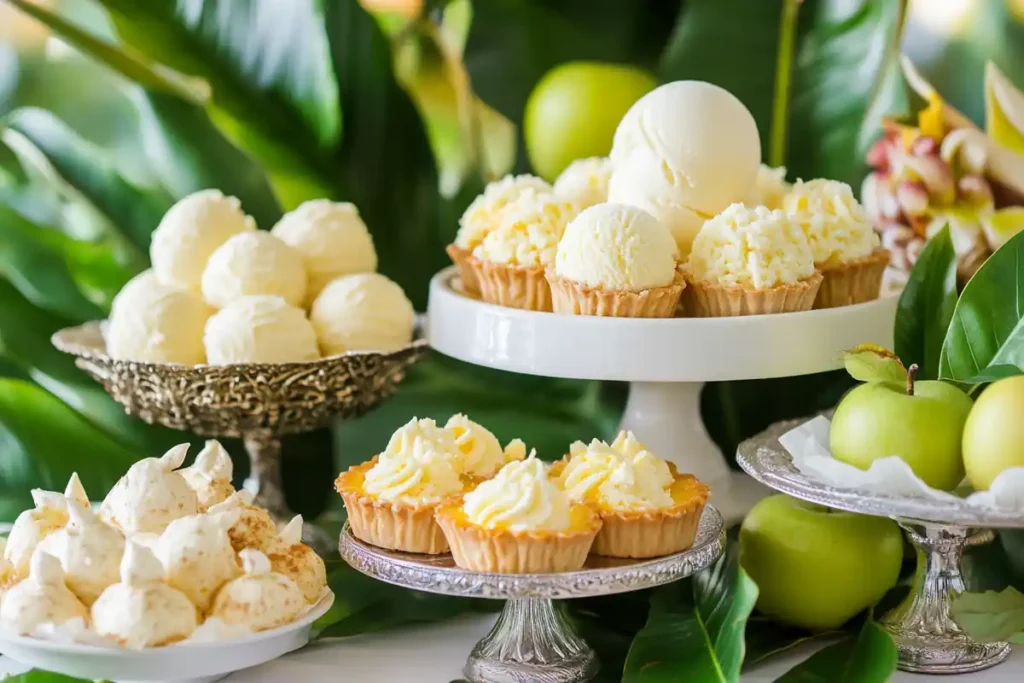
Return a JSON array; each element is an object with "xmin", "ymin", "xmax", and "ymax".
[{"xmin": 0, "ymin": 592, "xmax": 334, "ymax": 683}]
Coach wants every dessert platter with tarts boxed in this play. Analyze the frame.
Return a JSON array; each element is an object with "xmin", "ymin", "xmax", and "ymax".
[
  {"xmin": 336, "ymin": 417, "xmax": 723, "ymax": 683},
  {"xmin": 431, "ymin": 80, "xmax": 899, "ymax": 523},
  {"xmin": 0, "ymin": 446, "xmax": 333, "ymax": 683},
  {"xmin": 52, "ymin": 191, "xmax": 427, "ymax": 551}
]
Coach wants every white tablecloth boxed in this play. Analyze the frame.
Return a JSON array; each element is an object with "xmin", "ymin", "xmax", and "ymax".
[{"xmin": 3, "ymin": 614, "xmax": 1021, "ymax": 681}]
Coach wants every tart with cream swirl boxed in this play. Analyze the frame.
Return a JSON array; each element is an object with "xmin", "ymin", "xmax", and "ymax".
[{"xmin": 553, "ymin": 431, "xmax": 709, "ymax": 559}]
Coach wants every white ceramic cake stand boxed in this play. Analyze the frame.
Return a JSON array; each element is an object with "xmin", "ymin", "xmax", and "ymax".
[{"xmin": 427, "ymin": 267, "xmax": 898, "ymax": 522}]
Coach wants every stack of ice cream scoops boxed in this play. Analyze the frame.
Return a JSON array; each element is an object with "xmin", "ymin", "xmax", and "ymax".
[
  {"xmin": 336, "ymin": 415, "xmax": 709, "ymax": 573},
  {"xmin": 106, "ymin": 191, "xmax": 415, "ymax": 366},
  {"xmin": 448, "ymin": 80, "xmax": 890, "ymax": 317},
  {"xmin": 0, "ymin": 442, "xmax": 327, "ymax": 647}
]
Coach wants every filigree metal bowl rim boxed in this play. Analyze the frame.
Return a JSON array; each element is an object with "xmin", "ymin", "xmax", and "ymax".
[
  {"xmin": 737, "ymin": 418, "xmax": 1024, "ymax": 529},
  {"xmin": 51, "ymin": 320, "xmax": 429, "ymax": 373},
  {"xmin": 337, "ymin": 505, "xmax": 726, "ymax": 599}
]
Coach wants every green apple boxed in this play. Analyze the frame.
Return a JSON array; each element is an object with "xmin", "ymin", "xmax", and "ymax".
[
  {"xmin": 524, "ymin": 61, "xmax": 656, "ymax": 181},
  {"xmin": 740, "ymin": 495, "xmax": 903, "ymax": 630},
  {"xmin": 830, "ymin": 368, "xmax": 973, "ymax": 491},
  {"xmin": 963, "ymin": 375, "xmax": 1024, "ymax": 490}
]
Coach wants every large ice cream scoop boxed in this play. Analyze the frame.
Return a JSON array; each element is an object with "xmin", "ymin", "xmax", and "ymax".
[
  {"xmin": 203, "ymin": 295, "xmax": 319, "ymax": 364},
  {"xmin": 608, "ymin": 81, "xmax": 762, "ymax": 256},
  {"xmin": 310, "ymin": 273, "xmax": 415, "ymax": 355},
  {"xmin": 201, "ymin": 231, "xmax": 307, "ymax": 309},
  {"xmin": 105, "ymin": 278, "xmax": 212, "ymax": 365}
]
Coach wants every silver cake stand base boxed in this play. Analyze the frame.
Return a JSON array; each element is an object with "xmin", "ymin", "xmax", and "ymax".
[
  {"xmin": 338, "ymin": 506, "xmax": 726, "ymax": 683},
  {"xmin": 738, "ymin": 419, "xmax": 1023, "ymax": 675}
]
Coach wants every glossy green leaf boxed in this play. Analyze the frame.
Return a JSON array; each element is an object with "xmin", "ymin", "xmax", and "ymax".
[
  {"xmin": 622, "ymin": 543, "xmax": 758, "ymax": 683},
  {"xmin": 0, "ymin": 378, "xmax": 138, "ymax": 520},
  {"xmin": 0, "ymin": 670, "xmax": 92, "ymax": 683},
  {"xmin": 97, "ymin": 0, "xmax": 341, "ymax": 207},
  {"xmin": 951, "ymin": 587, "xmax": 1024, "ymax": 644},
  {"xmin": 774, "ymin": 617, "xmax": 897, "ymax": 682},
  {"xmin": 744, "ymin": 618, "xmax": 841, "ymax": 667},
  {"xmin": 6, "ymin": 107, "xmax": 173, "ymax": 252},
  {"xmin": 894, "ymin": 226, "xmax": 958, "ymax": 380},
  {"xmin": 842, "ymin": 345, "xmax": 907, "ymax": 384},
  {"xmin": 660, "ymin": 0, "xmax": 907, "ymax": 185},
  {"xmin": 939, "ymin": 229, "xmax": 1024, "ymax": 383}
]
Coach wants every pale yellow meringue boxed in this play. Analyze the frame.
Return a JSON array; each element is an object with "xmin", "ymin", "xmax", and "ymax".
[
  {"xmin": 268, "ymin": 516, "xmax": 327, "ymax": 603},
  {"xmin": 0, "ymin": 540, "xmax": 15, "ymax": 596},
  {"xmin": 455, "ymin": 174, "xmax": 553, "ymax": 250},
  {"xmin": 207, "ymin": 491, "xmax": 280, "ymax": 554},
  {"xmin": 180, "ymin": 440, "xmax": 236, "ymax": 510},
  {"xmin": 100, "ymin": 444, "xmax": 200, "ymax": 535},
  {"xmin": 91, "ymin": 542, "xmax": 198, "ymax": 648},
  {"xmin": 0, "ymin": 551, "xmax": 88, "ymax": 635},
  {"xmin": 155, "ymin": 510, "xmax": 241, "ymax": 613},
  {"xmin": 462, "ymin": 455, "xmax": 571, "ymax": 532},
  {"xmin": 4, "ymin": 474, "xmax": 90, "ymax": 578},
  {"xmin": 36, "ymin": 501, "xmax": 125, "ymax": 606},
  {"xmin": 209, "ymin": 549, "xmax": 305, "ymax": 631}
]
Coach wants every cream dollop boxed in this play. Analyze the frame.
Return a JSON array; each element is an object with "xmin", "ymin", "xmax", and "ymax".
[
  {"xmin": 444, "ymin": 414, "xmax": 515, "ymax": 479},
  {"xmin": 155, "ymin": 510, "xmax": 242, "ymax": 613},
  {"xmin": 783, "ymin": 179, "xmax": 880, "ymax": 266},
  {"xmin": 36, "ymin": 501, "xmax": 125, "ymax": 606},
  {"xmin": 209, "ymin": 549, "xmax": 305, "ymax": 631},
  {"xmin": 685, "ymin": 203, "xmax": 816, "ymax": 289},
  {"xmin": 559, "ymin": 432, "xmax": 674, "ymax": 512},
  {"xmin": 207, "ymin": 491, "xmax": 280, "ymax": 554},
  {"xmin": 364, "ymin": 433, "xmax": 464, "ymax": 505},
  {"xmin": 268, "ymin": 516, "xmax": 327, "ymax": 603},
  {"xmin": 309, "ymin": 273, "xmax": 415, "ymax": 355},
  {"xmin": 180, "ymin": 440, "xmax": 236, "ymax": 510},
  {"xmin": 555, "ymin": 203, "xmax": 677, "ymax": 290},
  {"xmin": 553, "ymin": 157, "xmax": 613, "ymax": 210},
  {"xmin": 462, "ymin": 455, "xmax": 571, "ymax": 532},
  {"xmin": 472, "ymin": 188, "xmax": 577, "ymax": 267},
  {"xmin": 90, "ymin": 542, "xmax": 198, "ymax": 648},
  {"xmin": 4, "ymin": 474, "xmax": 90, "ymax": 577},
  {"xmin": 100, "ymin": 444, "xmax": 200, "ymax": 534},
  {"xmin": 0, "ymin": 551, "xmax": 89, "ymax": 635},
  {"xmin": 455, "ymin": 174, "xmax": 553, "ymax": 250},
  {"xmin": 201, "ymin": 231, "xmax": 308, "ymax": 309}
]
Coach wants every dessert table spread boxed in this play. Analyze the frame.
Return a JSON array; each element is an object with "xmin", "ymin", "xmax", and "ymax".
[{"xmin": 2, "ymin": 614, "xmax": 1020, "ymax": 682}]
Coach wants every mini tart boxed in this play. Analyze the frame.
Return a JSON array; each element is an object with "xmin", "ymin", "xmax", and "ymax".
[
  {"xmin": 814, "ymin": 248, "xmax": 889, "ymax": 309},
  {"xmin": 335, "ymin": 459, "xmax": 450, "ymax": 555},
  {"xmin": 682, "ymin": 271, "xmax": 823, "ymax": 317},
  {"xmin": 434, "ymin": 503, "xmax": 601, "ymax": 573},
  {"xmin": 446, "ymin": 244, "xmax": 480, "ymax": 295},
  {"xmin": 546, "ymin": 271, "xmax": 686, "ymax": 318},
  {"xmin": 591, "ymin": 466, "xmax": 708, "ymax": 559},
  {"xmin": 467, "ymin": 256, "xmax": 552, "ymax": 312}
]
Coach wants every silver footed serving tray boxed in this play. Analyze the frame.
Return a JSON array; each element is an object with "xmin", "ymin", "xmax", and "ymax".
[
  {"xmin": 738, "ymin": 418, "xmax": 1019, "ymax": 675},
  {"xmin": 339, "ymin": 505, "xmax": 726, "ymax": 683}
]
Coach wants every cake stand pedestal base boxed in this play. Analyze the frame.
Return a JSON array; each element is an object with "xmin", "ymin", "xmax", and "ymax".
[
  {"xmin": 620, "ymin": 381, "xmax": 768, "ymax": 524},
  {"xmin": 881, "ymin": 522, "xmax": 1011, "ymax": 674},
  {"xmin": 464, "ymin": 599, "xmax": 598, "ymax": 683}
]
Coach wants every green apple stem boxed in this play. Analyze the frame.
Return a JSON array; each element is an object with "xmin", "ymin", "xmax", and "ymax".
[{"xmin": 907, "ymin": 363, "xmax": 919, "ymax": 396}]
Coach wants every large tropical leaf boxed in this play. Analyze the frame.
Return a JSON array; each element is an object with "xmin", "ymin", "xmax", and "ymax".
[
  {"xmin": 660, "ymin": 0, "xmax": 908, "ymax": 185},
  {"xmin": 773, "ymin": 617, "xmax": 898, "ymax": 682},
  {"xmin": 894, "ymin": 226, "xmax": 957, "ymax": 380},
  {"xmin": 939, "ymin": 230, "xmax": 1024, "ymax": 383},
  {"xmin": 951, "ymin": 587, "xmax": 1024, "ymax": 644},
  {"xmin": 622, "ymin": 543, "xmax": 758, "ymax": 683}
]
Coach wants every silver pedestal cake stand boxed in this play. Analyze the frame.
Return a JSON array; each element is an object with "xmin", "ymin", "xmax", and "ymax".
[
  {"xmin": 338, "ymin": 506, "xmax": 726, "ymax": 683},
  {"xmin": 737, "ymin": 419, "xmax": 1024, "ymax": 675},
  {"xmin": 52, "ymin": 321, "xmax": 427, "ymax": 554}
]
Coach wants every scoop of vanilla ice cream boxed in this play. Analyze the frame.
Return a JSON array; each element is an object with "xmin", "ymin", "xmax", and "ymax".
[
  {"xmin": 150, "ymin": 190, "xmax": 256, "ymax": 292},
  {"xmin": 106, "ymin": 280, "xmax": 211, "ymax": 365},
  {"xmin": 155, "ymin": 510, "xmax": 241, "ymax": 612},
  {"xmin": 271, "ymin": 200, "xmax": 378, "ymax": 304},
  {"xmin": 4, "ymin": 474, "xmax": 90, "ymax": 578},
  {"xmin": 473, "ymin": 188, "xmax": 578, "ymax": 267},
  {"xmin": 91, "ymin": 542, "xmax": 198, "ymax": 648},
  {"xmin": 553, "ymin": 157, "xmax": 613, "ymax": 210},
  {"xmin": 204, "ymin": 295, "xmax": 319, "ymax": 364},
  {"xmin": 309, "ymin": 273, "xmax": 414, "ymax": 355},
  {"xmin": 782, "ymin": 179, "xmax": 880, "ymax": 266},
  {"xmin": 201, "ymin": 231, "xmax": 307, "ymax": 309},
  {"xmin": 100, "ymin": 444, "xmax": 200, "ymax": 534},
  {"xmin": 686, "ymin": 204, "xmax": 816, "ymax": 290},
  {"xmin": 209, "ymin": 549, "xmax": 305, "ymax": 631},
  {"xmin": 0, "ymin": 551, "xmax": 88, "ymax": 635},
  {"xmin": 207, "ymin": 491, "xmax": 280, "ymax": 554},
  {"xmin": 36, "ymin": 501, "xmax": 125, "ymax": 606},
  {"xmin": 555, "ymin": 203, "xmax": 677, "ymax": 290},
  {"xmin": 180, "ymin": 440, "xmax": 236, "ymax": 510},
  {"xmin": 747, "ymin": 165, "xmax": 791, "ymax": 210},
  {"xmin": 455, "ymin": 174, "xmax": 552, "ymax": 250},
  {"xmin": 609, "ymin": 81, "xmax": 761, "ymax": 256},
  {"xmin": 268, "ymin": 516, "xmax": 326, "ymax": 603}
]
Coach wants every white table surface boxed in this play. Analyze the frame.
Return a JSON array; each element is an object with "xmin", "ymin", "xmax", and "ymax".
[{"xmin": 5, "ymin": 613, "xmax": 1018, "ymax": 682}]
